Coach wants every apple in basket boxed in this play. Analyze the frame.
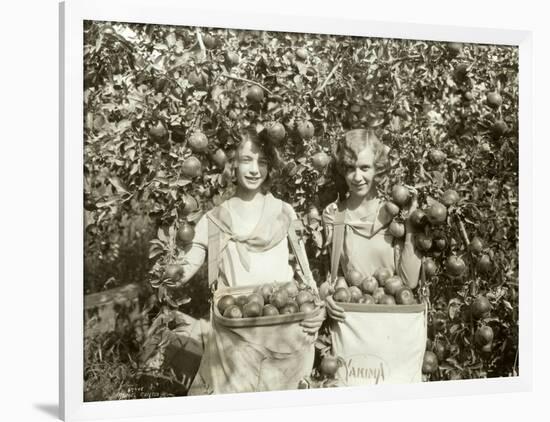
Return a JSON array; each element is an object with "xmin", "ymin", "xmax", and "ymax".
[
  {"xmin": 262, "ymin": 304, "xmax": 279, "ymax": 316},
  {"xmin": 296, "ymin": 290, "xmax": 314, "ymax": 306},
  {"xmin": 223, "ymin": 305, "xmax": 243, "ymax": 319},
  {"xmin": 373, "ymin": 268, "xmax": 392, "ymax": 287},
  {"xmin": 283, "ymin": 281, "xmax": 300, "ymax": 298},
  {"xmin": 346, "ymin": 270, "xmax": 364, "ymax": 287},
  {"xmin": 319, "ymin": 281, "xmax": 334, "ymax": 300},
  {"xmin": 280, "ymin": 301, "xmax": 299, "ymax": 314},
  {"xmin": 372, "ymin": 287, "xmax": 386, "ymax": 303},
  {"xmin": 395, "ymin": 287, "xmax": 417, "ymax": 305},
  {"xmin": 254, "ymin": 283, "xmax": 274, "ymax": 302},
  {"xmin": 333, "ymin": 287, "xmax": 351, "ymax": 303},
  {"xmin": 269, "ymin": 288, "xmax": 290, "ymax": 309},
  {"xmin": 361, "ymin": 276, "xmax": 378, "ymax": 294},
  {"xmin": 384, "ymin": 276, "xmax": 404, "ymax": 296},
  {"xmin": 217, "ymin": 295, "xmax": 236, "ymax": 315},
  {"xmin": 247, "ymin": 293, "xmax": 265, "ymax": 307},
  {"xmin": 348, "ymin": 286, "xmax": 363, "ymax": 303},
  {"xmin": 358, "ymin": 294, "xmax": 376, "ymax": 304},
  {"xmin": 378, "ymin": 294, "xmax": 397, "ymax": 305},
  {"xmin": 300, "ymin": 302, "xmax": 316, "ymax": 313},
  {"xmin": 235, "ymin": 295, "xmax": 249, "ymax": 307},
  {"xmin": 242, "ymin": 301, "xmax": 262, "ymax": 318},
  {"xmin": 334, "ymin": 276, "xmax": 349, "ymax": 290}
]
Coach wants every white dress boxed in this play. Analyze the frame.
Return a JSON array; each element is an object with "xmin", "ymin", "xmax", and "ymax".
[
  {"xmin": 180, "ymin": 199, "xmax": 296, "ymax": 287},
  {"xmin": 181, "ymin": 195, "xmax": 316, "ymax": 395}
]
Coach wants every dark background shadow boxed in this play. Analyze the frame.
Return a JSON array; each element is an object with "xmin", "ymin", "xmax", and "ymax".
[{"xmin": 33, "ymin": 403, "xmax": 59, "ymax": 419}]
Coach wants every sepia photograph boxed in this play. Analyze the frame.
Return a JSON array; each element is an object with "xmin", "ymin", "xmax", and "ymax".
[{"xmin": 81, "ymin": 15, "xmax": 519, "ymax": 404}]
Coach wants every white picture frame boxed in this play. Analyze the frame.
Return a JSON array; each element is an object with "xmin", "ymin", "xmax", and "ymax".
[{"xmin": 61, "ymin": 0, "xmax": 533, "ymax": 420}]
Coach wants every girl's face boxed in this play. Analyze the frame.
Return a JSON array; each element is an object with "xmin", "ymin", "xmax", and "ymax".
[
  {"xmin": 235, "ymin": 140, "xmax": 269, "ymax": 192},
  {"xmin": 343, "ymin": 146, "xmax": 376, "ymax": 198}
]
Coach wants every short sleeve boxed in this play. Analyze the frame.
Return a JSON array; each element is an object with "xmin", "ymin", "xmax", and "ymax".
[
  {"xmin": 322, "ymin": 202, "xmax": 339, "ymax": 227},
  {"xmin": 192, "ymin": 212, "xmax": 208, "ymax": 248},
  {"xmin": 175, "ymin": 213, "xmax": 208, "ymax": 282},
  {"xmin": 282, "ymin": 201, "xmax": 298, "ymax": 221}
]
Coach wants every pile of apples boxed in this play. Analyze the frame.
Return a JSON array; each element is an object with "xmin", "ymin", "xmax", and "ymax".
[
  {"xmin": 217, "ymin": 280, "xmax": 319, "ymax": 318},
  {"xmin": 320, "ymin": 268, "xmax": 418, "ymax": 305}
]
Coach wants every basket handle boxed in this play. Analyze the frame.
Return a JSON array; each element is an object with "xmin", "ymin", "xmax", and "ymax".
[
  {"xmin": 207, "ymin": 217, "xmax": 221, "ymax": 290},
  {"xmin": 288, "ymin": 220, "xmax": 315, "ymax": 288},
  {"xmin": 418, "ymin": 257, "xmax": 430, "ymax": 308},
  {"xmin": 330, "ymin": 210, "xmax": 346, "ymax": 284}
]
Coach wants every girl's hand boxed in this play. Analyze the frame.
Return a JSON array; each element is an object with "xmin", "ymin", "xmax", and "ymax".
[
  {"xmin": 325, "ymin": 295, "xmax": 346, "ymax": 322},
  {"xmin": 172, "ymin": 270, "xmax": 187, "ymax": 288},
  {"xmin": 173, "ymin": 278, "xmax": 187, "ymax": 288},
  {"xmin": 403, "ymin": 184, "xmax": 419, "ymax": 213},
  {"xmin": 404, "ymin": 184, "xmax": 419, "ymax": 232},
  {"xmin": 300, "ymin": 306, "xmax": 326, "ymax": 334}
]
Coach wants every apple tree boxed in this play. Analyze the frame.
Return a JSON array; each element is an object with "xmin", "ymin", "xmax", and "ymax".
[{"xmin": 83, "ymin": 20, "xmax": 519, "ymax": 387}]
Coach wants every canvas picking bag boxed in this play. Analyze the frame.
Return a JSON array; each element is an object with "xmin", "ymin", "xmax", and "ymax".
[
  {"xmin": 188, "ymin": 218, "xmax": 317, "ymax": 395},
  {"xmin": 329, "ymin": 209, "xmax": 427, "ymax": 386}
]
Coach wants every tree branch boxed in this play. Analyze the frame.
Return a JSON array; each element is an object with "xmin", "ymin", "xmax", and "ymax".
[
  {"xmin": 387, "ymin": 54, "xmax": 422, "ymax": 65},
  {"xmin": 316, "ymin": 58, "xmax": 343, "ymax": 92},
  {"xmin": 219, "ymin": 73, "xmax": 274, "ymax": 95},
  {"xmin": 455, "ymin": 215, "xmax": 470, "ymax": 246},
  {"xmin": 195, "ymin": 28, "xmax": 206, "ymax": 62}
]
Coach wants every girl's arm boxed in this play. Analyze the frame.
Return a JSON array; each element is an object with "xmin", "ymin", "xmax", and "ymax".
[
  {"xmin": 296, "ymin": 228, "xmax": 318, "ymax": 294},
  {"xmin": 175, "ymin": 215, "xmax": 208, "ymax": 286},
  {"xmin": 397, "ymin": 232, "xmax": 422, "ymax": 289},
  {"xmin": 286, "ymin": 205, "xmax": 319, "ymax": 293},
  {"xmin": 398, "ymin": 186, "xmax": 422, "ymax": 289},
  {"xmin": 291, "ymin": 212, "xmax": 327, "ymax": 333},
  {"xmin": 321, "ymin": 202, "xmax": 346, "ymax": 322}
]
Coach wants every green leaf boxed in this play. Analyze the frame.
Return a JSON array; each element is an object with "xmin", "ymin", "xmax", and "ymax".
[
  {"xmin": 108, "ymin": 177, "xmax": 129, "ymax": 194},
  {"xmin": 96, "ymin": 198, "xmax": 118, "ymax": 208},
  {"xmin": 502, "ymin": 300, "xmax": 513, "ymax": 312},
  {"xmin": 176, "ymin": 296, "xmax": 192, "ymax": 306},
  {"xmin": 166, "ymin": 32, "xmax": 176, "ymax": 47},
  {"xmin": 130, "ymin": 163, "xmax": 140, "ymax": 175},
  {"xmin": 157, "ymin": 227, "xmax": 168, "ymax": 243},
  {"xmin": 126, "ymin": 148, "xmax": 136, "ymax": 161},
  {"xmin": 312, "ymin": 231, "xmax": 323, "ymax": 249},
  {"xmin": 449, "ymin": 324, "xmax": 462, "ymax": 334},
  {"xmin": 149, "ymin": 248, "xmax": 163, "ymax": 259},
  {"xmin": 448, "ymin": 298, "xmax": 462, "ymax": 320},
  {"xmin": 170, "ymin": 180, "xmax": 191, "ymax": 187},
  {"xmin": 84, "ymin": 210, "xmax": 96, "ymax": 228},
  {"xmin": 150, "ymin": 279, "xmax": 163, "ymax": 288}
]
